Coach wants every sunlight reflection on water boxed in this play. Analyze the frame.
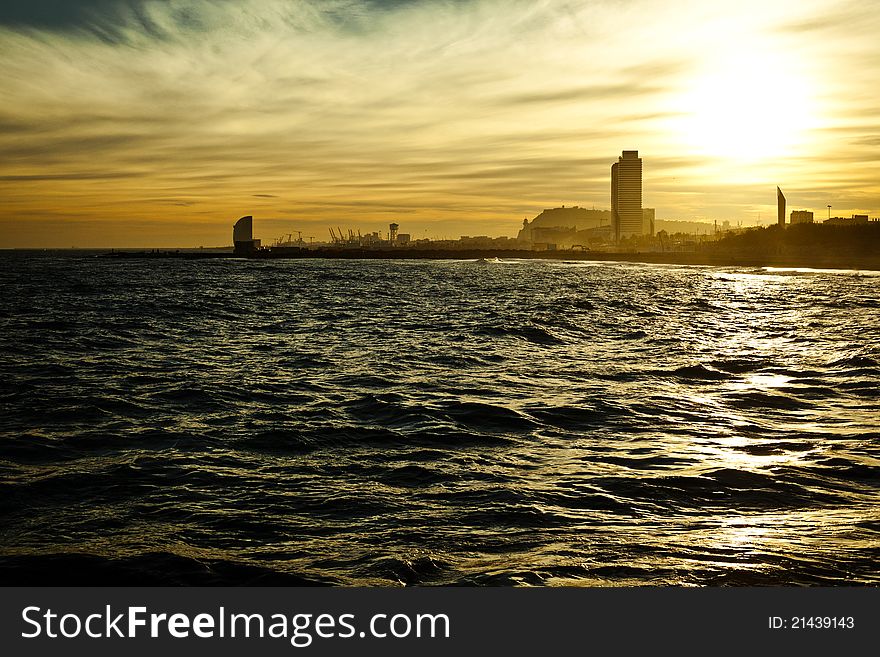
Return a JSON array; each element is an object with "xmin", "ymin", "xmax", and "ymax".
[{"xmin": 0, "ymin": 253, "xmax": 877, "ymax": 585}]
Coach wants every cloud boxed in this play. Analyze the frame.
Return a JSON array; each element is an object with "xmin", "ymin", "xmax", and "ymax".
[
  {"xmin": 0, "ymin": 172, "xmax": 136, "ymax": 181},
  {"xmin": 0, "ymin": 0, "xmax": 878, "ymax": 246},
  {"xmin": 0, "ymin": 1, "xmax": 131, "ymax": 31},
  {"xmin": 780, "ymin": 0, "xmax": 880, "ymax": 36},
  {"xmin": 499, "ymin": 84, "xmax": 666, "ymax": 107},
  {"xmin": 852, "ymin": 136, "xmax": 880, "ymax": 147}
]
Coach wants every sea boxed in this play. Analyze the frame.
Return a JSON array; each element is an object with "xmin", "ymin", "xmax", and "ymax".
[{"xmin": 0, "ymin": 251, "xmax": 877, "ymax": 586}]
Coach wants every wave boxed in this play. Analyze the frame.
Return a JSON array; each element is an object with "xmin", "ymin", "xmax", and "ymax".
[
  {"xmin": 0, "ymin": 553, "xmax": 335, "ymax": 586},
  {"xmin": 476, "ymin": 324, "xmax": 567, "ymax": 346},
  {"xmin": 1, "ymin": 253, "xmax": 878, "ymax": 585},
  {"xmin": 665, "ymin": 364, "xmax": 733, "ymax": 380},
  {"xmin": 710, "ymin": 359, "xmax": 771, "ymax": 374},
  {"xmin": 434, "ymin": 400, "xmax": 538, "ymax": 432},
  {"xmin": 827, "ymin": 355, "xmax": 879, "ymax": 369}
]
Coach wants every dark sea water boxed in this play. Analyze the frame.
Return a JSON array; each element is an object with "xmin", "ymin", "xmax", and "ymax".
[{"xmin": 0, "ymin": 251, "xmax": 878, "ymax": 586}]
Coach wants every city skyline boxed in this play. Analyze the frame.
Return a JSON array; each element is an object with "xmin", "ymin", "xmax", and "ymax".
[{"xmin": 1, "ymin": 0, "xmax": 879, "ymax": 247}]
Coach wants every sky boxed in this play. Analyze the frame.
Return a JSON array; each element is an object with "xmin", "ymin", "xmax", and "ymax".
[{"xmin": 1, "ymin": 0, "xmax": 879, "ymax": 247}]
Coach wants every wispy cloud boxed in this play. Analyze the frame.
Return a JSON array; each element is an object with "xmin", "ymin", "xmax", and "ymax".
[{"xmin": 0, "ymin": 0, "xmax": 878, "ymax": 246}]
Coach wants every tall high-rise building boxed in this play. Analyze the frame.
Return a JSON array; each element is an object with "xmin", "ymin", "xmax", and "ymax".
[
  {"xmin": 777, "ymin": 187, "xmax": 786, "ymax": 227},
  {"xmin": 233, "ymin": 215, "xmax": 260, "ymax": 255},
  {"xmin": 611, "ymin": 150, "xmax": 643, "ymax": 240},
  {"xmin": 233, "ymin": 215, "xmax": 253, "ymax": 244},
  {"xmin": 611, "ymin": 162, "xmax": 618, "ymax": 238}
]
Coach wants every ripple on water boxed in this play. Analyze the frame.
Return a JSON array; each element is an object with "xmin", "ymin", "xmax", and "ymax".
[{"xmin": 0, "ymin": 254, "xmax": 877, "ymax": 585}]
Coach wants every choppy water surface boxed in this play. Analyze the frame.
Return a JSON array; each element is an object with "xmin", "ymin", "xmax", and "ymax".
[{"xmin": 0, "ymin": 252, "xmax": 877, "ymax": 585}]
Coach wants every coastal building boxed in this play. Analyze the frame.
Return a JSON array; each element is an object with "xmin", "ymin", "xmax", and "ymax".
[
  {"xmin": 777, "ymin": 187, "xmax": 786, "ymax": 227},
  {"xmin": 643, "ymin": 208, "xmax": 655, "ymax": 237},
  {"xmin": 517, "ymin": 207, "xmax": 614, "ymax": 248},
  {"xmin": 612, "ymin": 150, "xmax": 643, "ymax": 240},
  {"xmin": 233, "ymin": 215, "xmax": 261, "ymax": 255},
  {"xmin": 517, "ymin": 204, "xmax": 652, "ymax": 246},
  {"xmin": 518, "ymin": 206, "xmax": 611, "ymax": 241},
  {"xmin": 824, "ymin": 214, "xmax": 871, "ymax": 226},
  {"xmin": 790, "ymin": 210, "xmax": 814, "ymax": 224}
]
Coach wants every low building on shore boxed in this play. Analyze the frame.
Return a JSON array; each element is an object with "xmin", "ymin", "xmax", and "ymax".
[
  {"xmin": 824, "ymin": 214, "xmax": 872, "ymax": 226},
  {"xmin": 790, "ymin": 210, "xmax": 814, "ymax": 225}
]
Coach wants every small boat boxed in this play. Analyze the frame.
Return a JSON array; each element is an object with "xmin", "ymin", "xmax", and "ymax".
[{"xmin": 476, "ymin": 257, "xmax": 502, "ymax": 264}]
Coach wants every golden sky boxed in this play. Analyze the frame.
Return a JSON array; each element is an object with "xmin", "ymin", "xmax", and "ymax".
[{"xmin": 1, "ymin": 0, "xmax": 879, "ymax": 247}]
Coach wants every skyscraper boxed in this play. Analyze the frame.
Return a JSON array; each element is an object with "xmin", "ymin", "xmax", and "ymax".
[
  {"xmin": 777, "ymin": 187, "xmax": 786, "ymax": 227},
  {"xmin": 233, "ymin": 215, "xmax": 259, "ymax": 255},
  {"xmin": 611, "ymin": 150, "xmax": 643, "ymax": 240}
]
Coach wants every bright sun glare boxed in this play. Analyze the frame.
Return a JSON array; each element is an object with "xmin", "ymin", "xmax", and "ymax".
[{"xmin": 676, "ymin": 50, "xmax": 816, "ymax": 161}]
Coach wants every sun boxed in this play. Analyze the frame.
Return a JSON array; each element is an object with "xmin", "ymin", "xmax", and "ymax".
[{"xmin": 674, "ymin": 50, "xmax": 816, "ymax": 161}]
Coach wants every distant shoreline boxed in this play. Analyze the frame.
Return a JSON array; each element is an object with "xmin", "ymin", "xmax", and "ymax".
[{"xmin": 97, "ymin": 247, "xmax": 880, "ymax": 271}]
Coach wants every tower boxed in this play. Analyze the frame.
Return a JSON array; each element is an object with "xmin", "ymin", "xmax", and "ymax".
[
  {"xmin": 777, "ymin": 187, "xmax": 786, "ymax": 227},
  {"xmin": 233, "ymin": 215, "xmax": 256, "ymax": 255},
  {"xmin": 611, "ymin": 150, "xmax": 643, "ymax": 241},
  {"xmin": 389, "ymin": 223, "xmax": 399, "ymax": 244}
]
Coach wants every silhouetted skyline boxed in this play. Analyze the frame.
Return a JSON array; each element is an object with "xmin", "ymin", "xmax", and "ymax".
[{"xmin": 0, "ymin": 0, "xmax": 878, "ymax": 247}]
